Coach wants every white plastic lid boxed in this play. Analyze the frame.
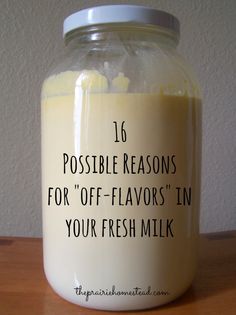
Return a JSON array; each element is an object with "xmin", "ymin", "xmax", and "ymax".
[{"xmin": 63, "ymin": 5, "xmax": 180, "ymax": 38}]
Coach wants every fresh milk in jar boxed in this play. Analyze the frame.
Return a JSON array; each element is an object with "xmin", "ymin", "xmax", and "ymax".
[{"xmin": 41, "ymin": 5, "xmax": 202, "ymax": 311}]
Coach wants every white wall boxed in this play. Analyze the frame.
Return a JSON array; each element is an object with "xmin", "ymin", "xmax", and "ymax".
[{"xmin": 0, "ymin": 0, "xmax": 235, "ymax": 237}]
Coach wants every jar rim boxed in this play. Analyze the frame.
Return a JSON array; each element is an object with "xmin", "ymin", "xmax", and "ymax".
[{"xmin": 63, "ymin": 5, "xmax": 180, "ymax": 39}]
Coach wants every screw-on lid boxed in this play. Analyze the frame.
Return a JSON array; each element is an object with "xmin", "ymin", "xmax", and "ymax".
[{"xmin": 63, "ymin": 5, "xmax": 180, "ymax": 38}]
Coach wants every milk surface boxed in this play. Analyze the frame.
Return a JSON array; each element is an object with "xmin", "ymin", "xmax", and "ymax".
[{"xmin": 41, "ymin": 71, "xmax": 201, "ymax": 310}]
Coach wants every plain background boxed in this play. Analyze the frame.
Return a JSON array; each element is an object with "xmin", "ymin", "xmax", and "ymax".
[{"xmin": 0, "ymin": 0, "xmax": 235, "ymax": 237}]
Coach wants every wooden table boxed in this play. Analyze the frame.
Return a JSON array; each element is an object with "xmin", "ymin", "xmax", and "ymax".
[{"xmin": 0, "ymin": 231, "xmax": 236, "ymax": 315}]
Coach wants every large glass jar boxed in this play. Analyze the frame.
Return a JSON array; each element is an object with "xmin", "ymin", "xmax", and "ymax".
[{"xmin": 41, "ymin": 5, "xmax": 201, "ymax": 311}]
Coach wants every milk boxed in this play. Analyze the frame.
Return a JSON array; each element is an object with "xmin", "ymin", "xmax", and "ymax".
[{"xmin": 41, "ymin": 71, "xmax": 201, "ymax": 310}]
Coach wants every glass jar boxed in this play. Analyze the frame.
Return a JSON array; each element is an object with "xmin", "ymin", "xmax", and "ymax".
[{"xmin": 41, "ymin": 5, "xmax": 201, "ymax": 311}]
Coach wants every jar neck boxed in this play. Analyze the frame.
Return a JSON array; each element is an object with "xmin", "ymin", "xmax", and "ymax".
[{"xmin": 64, "ymin": 24, "xmax": 179, "ymax": 50}]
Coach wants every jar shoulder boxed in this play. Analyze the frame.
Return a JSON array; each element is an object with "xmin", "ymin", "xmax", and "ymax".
[{"xmin": 43, "ymin": 42, "xmax": 201, "ymax": 98}]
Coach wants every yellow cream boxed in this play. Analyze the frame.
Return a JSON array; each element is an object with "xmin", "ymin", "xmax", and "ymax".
[{"xmin": 41, "ymin": 70, "xmax": 201, "ymax": 309}]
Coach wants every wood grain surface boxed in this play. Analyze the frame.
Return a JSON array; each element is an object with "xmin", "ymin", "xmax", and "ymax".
[{"xmin": 0, "ymin": 231, "xmax": 236, "ymax": 315}]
